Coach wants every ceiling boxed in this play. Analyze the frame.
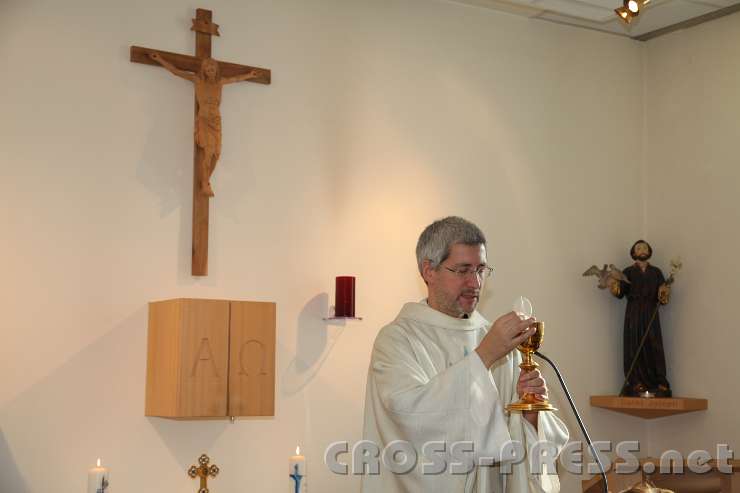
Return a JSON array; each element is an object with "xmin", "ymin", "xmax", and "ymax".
[{"xmin": 449, "ymin": 0, "xmax": 740, "ymax": 39}]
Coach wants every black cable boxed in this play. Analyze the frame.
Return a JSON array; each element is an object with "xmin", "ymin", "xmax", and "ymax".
[{"xmin": 534, "ymin": 351, "xmax": 609, "ymax": 493}]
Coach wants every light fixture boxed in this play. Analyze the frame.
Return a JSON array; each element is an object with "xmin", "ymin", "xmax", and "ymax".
[
  {"xmin": 615, "ymin": 5, "xmax": 634, "ymax": 23},
  {"xmin": 615, "ymin": 0, "xmax": 650, "ymax": 23}
]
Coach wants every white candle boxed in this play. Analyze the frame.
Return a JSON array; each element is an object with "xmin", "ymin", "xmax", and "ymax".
[
  {"xmin": 289, "ymin": 446, "xmax": 306, "ymax": 493},
  {"xmin": 87, "ymin": 458, "xmax": 110, "ymax": 493}
]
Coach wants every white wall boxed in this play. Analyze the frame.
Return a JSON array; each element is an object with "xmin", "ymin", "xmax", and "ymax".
[
  {"xmin": 0, "ymin": 0, "xmax": 649, "ymax": 491},
  {"xmin": 644, "ymin": 12, "xmax": 740, "ymax": 458}
]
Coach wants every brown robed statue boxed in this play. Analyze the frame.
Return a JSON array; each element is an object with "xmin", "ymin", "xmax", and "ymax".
[
  {"xmin": 131, "ymin": 8, "xmax": 271, "ymax": 276},
  {"xmin": 608, "ymin": 240, "xmax": 672, "ymax": 398}
]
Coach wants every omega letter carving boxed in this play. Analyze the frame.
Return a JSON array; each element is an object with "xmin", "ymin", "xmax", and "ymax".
[{"xmin": 239, "ymin": 339, "xmax": 268, "ymax": 376}]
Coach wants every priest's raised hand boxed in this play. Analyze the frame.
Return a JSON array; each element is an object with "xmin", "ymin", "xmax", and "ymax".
[
  {"xmin": 475, "ymin": 312, "xmax": 546, "ymax": 429},
  {"xmin": 475, "ymin": 312, "xmax": 538, "ymax": 369}
]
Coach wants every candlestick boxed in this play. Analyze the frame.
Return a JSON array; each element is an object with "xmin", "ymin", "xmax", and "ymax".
[
  {"xmin": 87, "ymin": 458, "xmax": 110, "ymax": 493},
  {"xmin": 334, "ymin": 276, "xmax": 355, "ymax": 317},
  {"xmin": 289, "ymin": 446, "xmax": 306, "ymax": 493}
]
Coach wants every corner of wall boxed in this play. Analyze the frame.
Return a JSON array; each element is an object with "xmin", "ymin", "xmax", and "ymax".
[{"xmin": 640, "ymin": 41, "xmax": 649, "ymax": 240}]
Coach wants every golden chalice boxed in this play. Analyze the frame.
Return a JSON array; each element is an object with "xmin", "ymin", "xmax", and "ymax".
[{"xmin": 506, "ymin": 321, "xmax": 557, "ymax": 413}]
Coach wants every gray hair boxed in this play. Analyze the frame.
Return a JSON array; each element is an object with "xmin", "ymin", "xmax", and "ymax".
[{"xmin": 415, "ymin": 216, "xmax": 487, "ymax": 275}]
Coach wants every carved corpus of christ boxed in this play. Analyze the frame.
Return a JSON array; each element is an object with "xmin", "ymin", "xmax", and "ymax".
[
  {"xmin": 149, "ymin": 53, "xmax": 259, "ymax": 197},
  {"xmin": 130, "ymin": 8, "xmax": 271, "ymax": 276}
]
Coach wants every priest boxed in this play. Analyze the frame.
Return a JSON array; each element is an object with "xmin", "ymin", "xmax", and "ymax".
[{"xmin": 361, "ymin": 216, "xmax": 569, "ymax": 493}]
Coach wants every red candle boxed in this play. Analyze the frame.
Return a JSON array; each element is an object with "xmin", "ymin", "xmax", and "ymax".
[{"xmin": 335, "ymin": 276, "xmax": 355, "ymax": 317}]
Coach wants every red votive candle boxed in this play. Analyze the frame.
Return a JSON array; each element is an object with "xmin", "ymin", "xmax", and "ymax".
[{"xmin": 335, "ymin": 276, "xmax": 356, "ymax": 317}]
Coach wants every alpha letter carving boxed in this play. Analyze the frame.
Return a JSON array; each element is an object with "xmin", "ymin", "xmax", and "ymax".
[{"xmin": 192, "ymin": 337, "xmax": 220, "ymax": 377}]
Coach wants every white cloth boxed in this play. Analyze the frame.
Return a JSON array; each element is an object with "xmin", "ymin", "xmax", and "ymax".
[{"xmin": 361, "ymin": 301, "xmax": 569, "ymax": 493}]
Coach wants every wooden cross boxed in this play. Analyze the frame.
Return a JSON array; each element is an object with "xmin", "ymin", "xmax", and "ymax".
[
  {"xmin": 187, "ymin": 454, "xmax": 219, "ymax": 493},
  {"xmin": 131, "ymin": 8, "xmax": 271, "ymax": 276}
]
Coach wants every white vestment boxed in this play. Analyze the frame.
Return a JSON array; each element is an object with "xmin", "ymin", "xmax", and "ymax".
[{"xmin": 361, "ymin": 301, "xmax": 569, "ymax": 493}]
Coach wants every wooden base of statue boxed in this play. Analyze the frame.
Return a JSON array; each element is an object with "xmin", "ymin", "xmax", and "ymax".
[{"xmin": 590, "ymin": 395, "xmax": 708, "ymax": 419}]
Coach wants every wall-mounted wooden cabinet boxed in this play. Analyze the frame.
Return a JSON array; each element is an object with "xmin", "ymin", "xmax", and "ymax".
[{"xmin": 145, "ymin": 298, "xmax": 275, "ymax": 419}]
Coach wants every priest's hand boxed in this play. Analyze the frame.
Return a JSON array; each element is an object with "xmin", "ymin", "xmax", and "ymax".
[
  {"xmin": 517, "ymin": 368, "xmax": 548, "ymax": 401},
  {"xmin": 475, "ymin": 312, "xmax": 537, "ymax": 369},
  {"xmin": 518, "ymin": 369, "xmax": 548, "ymax": 429}
]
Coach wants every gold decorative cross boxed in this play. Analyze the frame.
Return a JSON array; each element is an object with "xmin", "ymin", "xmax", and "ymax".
[{"xmin": 188, "ymin": 454, "xmax": 220, "ymax": 493}]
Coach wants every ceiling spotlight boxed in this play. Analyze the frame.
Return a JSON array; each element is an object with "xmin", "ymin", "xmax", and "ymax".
[
  {"xmin": 615, "ymin": 0, "xmax": 649, "ymax": 23},
  {"xmin": 614, "ymin": 5, "xmax": 634, "ymax": 23}
]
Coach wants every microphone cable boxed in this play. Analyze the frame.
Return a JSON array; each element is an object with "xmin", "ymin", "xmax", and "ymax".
[{"xmin": 535, "ymin": 351, "xmax": 609, "ymax": 493}]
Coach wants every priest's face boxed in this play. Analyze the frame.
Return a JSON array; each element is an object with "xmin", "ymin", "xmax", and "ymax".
[{"xmin": 425, "ymin": 243, "xmax": 487, "ymax": 318}]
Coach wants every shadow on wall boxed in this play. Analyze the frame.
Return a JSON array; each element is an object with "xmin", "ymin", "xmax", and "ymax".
[
  {"xmin": 282, "ymin": 293, "xmax": 346, "ymax": 395},
  {"xmin": 0, "ymin": 305, "xmax": 214, "ymax": 492},
  {"xmin": 0, "ymin": 428, "xmax": 28, "ymax": 493},
  {"xmin": 132, "ymin": 91, "xmax": 210, "ymax": 287},
  {"xmin": 147, "ymin": 417, "xmax": 230, "ymax": 476},
  {"xmin": 134, "ymin": 77, "xmax": 192, "ymax": 220}
]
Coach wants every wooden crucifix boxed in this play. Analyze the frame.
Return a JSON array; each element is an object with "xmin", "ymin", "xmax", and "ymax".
[{"xmin": 131, "ymin": 8, "xmax": 271, "ymax": 276}]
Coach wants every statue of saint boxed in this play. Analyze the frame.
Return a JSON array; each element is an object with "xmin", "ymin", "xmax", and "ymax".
[
  {"xmin": 608, "ymin": 240, "xmax": 672, "ymax": 397},
  {"xmin": 149, "ymin": 53, "xmax": 259, "ymax": 196}
]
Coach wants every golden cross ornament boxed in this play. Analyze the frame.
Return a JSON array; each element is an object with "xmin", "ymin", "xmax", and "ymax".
[{"xmin": 188, "ymin": 454, "xmax": 220, "ymax": 493}]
